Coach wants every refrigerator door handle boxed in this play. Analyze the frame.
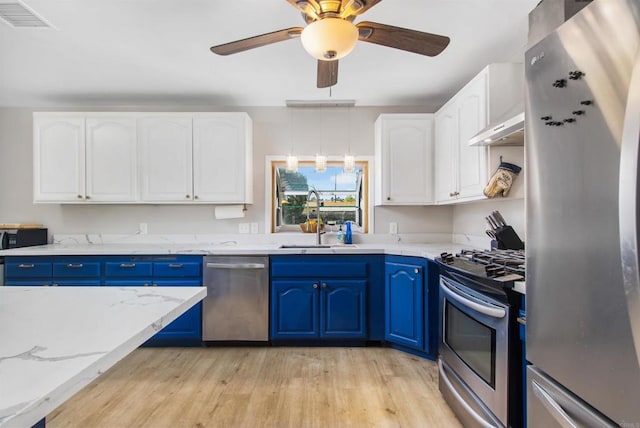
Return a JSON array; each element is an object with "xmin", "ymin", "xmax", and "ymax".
[
  {"xmin": 619, "ymin": 49, "xmax": 640, "ymax": 368},
  {"xmin": 531, "ymin": 380, "xmax": 579, "ymax": 428}
]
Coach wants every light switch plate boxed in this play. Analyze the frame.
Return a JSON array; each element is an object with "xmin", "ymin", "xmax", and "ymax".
[
  {"xmin": 238, "ymin": 223, "xmax": 250, "ymax": 234},
  {"xmin": 389, "ymin": 222, "xmax": 398, "ymax": 234},
  {"xmin": 250, "ymin": 223, "xmax": 259, "ymax": 234}
]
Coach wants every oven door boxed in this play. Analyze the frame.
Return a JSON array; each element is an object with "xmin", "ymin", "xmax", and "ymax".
[{"xmin": 439, "ymin": 275, "xmax": 510, "ymax": 427}]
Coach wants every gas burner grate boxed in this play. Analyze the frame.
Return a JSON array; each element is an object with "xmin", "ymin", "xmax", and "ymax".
[{"xmin": 457, "ymin": 249, "xmax": 526, "ymax": 278}]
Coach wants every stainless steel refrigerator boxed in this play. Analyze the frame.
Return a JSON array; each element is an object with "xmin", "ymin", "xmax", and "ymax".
[{"xmin": 525, "ymin": 0, "xmax": 640, "ymax": 425}]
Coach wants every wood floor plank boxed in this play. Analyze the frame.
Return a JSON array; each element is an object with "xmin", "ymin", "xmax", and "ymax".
[{"xmin": 47, "ymin": 347, "xmax": 461, "ymax": 428}]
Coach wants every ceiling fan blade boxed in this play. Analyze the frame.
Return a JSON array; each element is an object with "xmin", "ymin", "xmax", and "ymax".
[
  {"xmin": 356, "ymin": 21, "xmax": 450, "ymax": 57},
  {"xmin": 211, "ymin": 27, "xmax": 303, "ymax": 56},
  {"xmin": 317, "ymin": 60, "xmax": 339, "ymax": 88}
]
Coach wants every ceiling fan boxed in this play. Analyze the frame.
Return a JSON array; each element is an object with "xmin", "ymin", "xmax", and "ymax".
[{"xmin": 210, "ymin": 0, "xmax": 450, "ymax": 88}]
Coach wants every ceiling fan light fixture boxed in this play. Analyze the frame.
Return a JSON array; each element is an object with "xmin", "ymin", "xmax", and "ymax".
[{"xmin": 301, "ymin": 18, "xmax": 358, "ymax": 61}]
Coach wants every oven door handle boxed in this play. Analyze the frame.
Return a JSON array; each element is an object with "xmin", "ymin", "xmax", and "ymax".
[
  {"xmin": 438, "ymin": 359, "xmax": 497, "ymax": 428},
  {"xmin": 440, "ymin": 278, "xmax": 506, "ymax": 319}
]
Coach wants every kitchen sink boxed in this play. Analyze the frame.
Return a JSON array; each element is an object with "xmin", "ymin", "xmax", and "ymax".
[{"xmin": 278, "ymin": 244, "xmax": 359, "ymax": 249}]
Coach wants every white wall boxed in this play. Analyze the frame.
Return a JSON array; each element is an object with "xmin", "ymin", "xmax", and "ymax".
[
  {"xmin": 452, "ymin": 198, "xmax": 525, "ymax": 242},
  {"xmin": 0, "ymin": 106, "xmax": 461, "ymax": 237}
]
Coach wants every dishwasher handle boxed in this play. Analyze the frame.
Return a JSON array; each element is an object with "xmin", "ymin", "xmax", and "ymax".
[{"xmin": 206, "ymin": 262, "xmax": 265, "ymax": 270}]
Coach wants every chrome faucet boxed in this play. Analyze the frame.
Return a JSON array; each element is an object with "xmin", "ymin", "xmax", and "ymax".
[{"xmin": 306, "ymin": 189, "xmax": 324, "ymax": 245}]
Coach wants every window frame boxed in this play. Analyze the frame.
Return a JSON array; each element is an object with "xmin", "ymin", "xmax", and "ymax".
[{"xmin": 265, "ymin": 156, "xmax": 375, "ymax": 235}]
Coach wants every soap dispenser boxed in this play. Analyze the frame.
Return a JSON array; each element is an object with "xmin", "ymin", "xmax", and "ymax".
[
  {"xmin": 344, "ymin": 221, "xmax": 352, "ymax": 245},
  {"xmin": 336, "ymin": 225, "xmax": 344, "ymax": 244}
]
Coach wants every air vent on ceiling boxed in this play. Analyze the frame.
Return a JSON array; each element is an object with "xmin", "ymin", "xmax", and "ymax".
[{"xmin": 0, "ymin": 1, "xmax": 51, "ymax": 28}]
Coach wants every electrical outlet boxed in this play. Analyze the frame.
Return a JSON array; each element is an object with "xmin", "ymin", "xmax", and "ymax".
[
  {"xmin": 238, "ymin": 223, "xmax": 250, "ymax": 234},
  {"xmin": 139, "ymin": 223, "xmax": 148, "ymax": 235},
  {"xmin": 250, "ymin": 223, "xmax": 259, "ymax": 234},
  {"xmin": 389, "ymin": 222, "xmax": 398, "ymax": 234}
]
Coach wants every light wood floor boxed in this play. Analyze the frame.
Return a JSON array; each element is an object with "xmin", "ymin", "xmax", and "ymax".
[{"xmin": 48, "ymin": 346, "xmax": 461, "ymax": 428}]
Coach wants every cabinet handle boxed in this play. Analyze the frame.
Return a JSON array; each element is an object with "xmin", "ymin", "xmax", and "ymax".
[
  {"xmin": 66, "ymin": 263, "xmax": 84, "ymax": 268},
  {"xmin": 119, "ymin": 263, "xmax": 136, "ymax": 268},
  {"xmin": 194, "ymin": 195, "xmax": 199, "ymax": 200},
  {"xmin": 322, "ymin": 283, "xmax": 327, "ymax": 289},
  {"xmin": 77, "ymin": 195, "xmax": 83, "ymax": 199},
  {"xmin": 387, "ymin": 197, "xmax": 391, "ymax": 201},
  {"xmin": 414, "ymin": 268, "xmax": 420, "ymax": 274},
  {"xmin": 144, "ymin": 283, "xmax": 149, "ymax": 287},
  {"xmin": 18, "ymin": 264, "xmax": 35, "ymax": 269},
  {"xmin": 52, "ymin": 283, "xmax": 58, "ymax": 287},
  {"xmin": 313, "ymin": 283, "xmax": 319, "ymax": 289},
  {"xmin": 85, "ymin": 195, "xmax": 91, "ymax": 200},
  {"xmin": 186, "ymin": 195, "xmax": 191, "ymax": 199},
  {"xmin": 168, "ymin": 263, "xmax": 184, "ymax": 268},
  {"xmin": 152, "ymin": 283, "xmax": 157, "ymax": 287}
]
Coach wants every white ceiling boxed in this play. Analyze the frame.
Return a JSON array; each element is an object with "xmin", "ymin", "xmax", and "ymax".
[{"xmin": 0, "ymin": 0, "xmax": 540, "ymax": 108}]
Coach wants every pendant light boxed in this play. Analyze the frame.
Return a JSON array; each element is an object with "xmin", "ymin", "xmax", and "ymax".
[
  {"xmin": 344, "ymin": 106, "xmax": 355, "ymax": 172},
  {"xmin": 315, "ymin": 107, "xmax": 327, "ymax": 172},
  {"xmin": 286, "ymin": 108, "xmax": 298, "ymax": 173}
]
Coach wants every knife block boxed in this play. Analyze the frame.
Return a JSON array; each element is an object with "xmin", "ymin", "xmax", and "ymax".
[{"xmin": 495, "ymin": 226, "xmax": 524, "ymax": 250}]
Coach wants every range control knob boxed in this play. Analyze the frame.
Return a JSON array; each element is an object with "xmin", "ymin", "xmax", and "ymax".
[
  {"xmin": 553, "ymin": 79, "xmax": 567, "ymax": 88},
  {"xmin": 540, "ymin": 115, "xmax": 552, "ymax": 121},
  {"xmin": 572, "ymin": 110, "xmax": 585, "ymax": 116},
  {"xmin": 580, "ymin": 100, "xmax": 594, "ymax": 106},
  {"xmin": 569, "ymin": 71, "xmax": 585, "ymax": 80},
  {"xmin": 564, "ymin": 118, "xmax": 576, "ymax": 124}
]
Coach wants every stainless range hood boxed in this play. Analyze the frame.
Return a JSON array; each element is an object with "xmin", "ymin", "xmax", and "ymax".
[{"xmin": 468, "ymin": 107, "xmax": 524, "ymax": 147}]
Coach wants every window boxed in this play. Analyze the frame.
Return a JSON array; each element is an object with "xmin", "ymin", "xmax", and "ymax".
[{"xmin": 269, "ymin": 159, "xmax": 369, "ymax": 234}]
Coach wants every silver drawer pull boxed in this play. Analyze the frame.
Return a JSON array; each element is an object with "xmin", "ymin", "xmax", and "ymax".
[
  {"xmin": 168, "ymin": 263, "xmax": 184, "ymax": 268},
  {"xmin": 18, "ymin": 264, "xmax": 35, "ymax": 268},
  {"xmin": 119, "ymin": 263, "xmax": 136, "ymax": 268},
  {"xmin": 206, "ymin": 263, "xmax": 265, "ymax": 270},
  {"xmin": 66, "ymin": 263, "xmax": 84, "ymax": 268}
]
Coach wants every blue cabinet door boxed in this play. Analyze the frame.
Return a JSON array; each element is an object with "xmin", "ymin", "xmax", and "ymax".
[
  {"xmin": 151, "ymin": 278, "xmax": 202, "ymax": 342},
  {"xmin": 271, "ymin": 280, "xmax": 319, "ymax": 339},
  {"xmin": 321, "ymin": 280, "xmax": 367, "ymax": 338},
  {"xmin": 385, "ymin": 261, "xmax": 424, "ymax": 350}
]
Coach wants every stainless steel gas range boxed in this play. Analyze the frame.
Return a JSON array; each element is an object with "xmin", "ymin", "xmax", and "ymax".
[{"xmin": 436, "ymin": 249, "xmax": 525, "ymax": 428}]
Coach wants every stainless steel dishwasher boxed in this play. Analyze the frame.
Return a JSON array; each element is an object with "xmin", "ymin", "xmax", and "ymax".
[{"xmin": 203, "ymin": 256, "xmax": 269, "ymax": 342}]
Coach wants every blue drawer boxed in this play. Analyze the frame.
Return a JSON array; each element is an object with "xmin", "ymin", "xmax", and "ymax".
[
  {"xmin": 105, "ymin": 279, "xmax": 153, "ymax": 287},
  {"xmin": 54, "ymin": 279, "xmax": 102, "ymax": 286},
  {"xmin": 154, "ymin": 278, "xmax": 201, "ymax": 287},
  {"xmin": 53, "ymin": 262, "xmax": 100, "ymax": 278},
  {"xmin": 5, "ymin": 279, "xmax": 53, "ymax": 286},
  {"xmin": 271, "ymin": 262, "xmax": 368, "ymax": 278},
  {"xmin": 105, "ymin": 261, "xmax": 153, "ymax": 277},
  {"xmin": 154, "ymin": 262, "xmax": 201, "ymax": 277},
  {"xmin": 6, "ymin": 262, "xmax": 52, "ymax": 278}
]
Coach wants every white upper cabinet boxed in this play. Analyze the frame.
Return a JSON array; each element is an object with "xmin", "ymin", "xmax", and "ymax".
[
  {"xmin": 33, "ymin": 115, "xmax": 86, "ymax": 202},
  {"xmin": 193, "ymin": 113, "xmax": 252, "ymax": 203},
  {"xmin": 33, "ymin": 112, "xmax": 253, "ymax": 204},
  {"xmin": 86, "ymin": 116, "xmax": 137, "ymax": 202},
  {"xmin": 375, "ymin": 114, "xmax": 435, "ymax": 205},
  {"xmin": 435, "ymin": 63, "xmax": 524, "ymax": 204},
  {"xmin": 139, "ymin": 116, "xmax": 193, "ymax": 202}
]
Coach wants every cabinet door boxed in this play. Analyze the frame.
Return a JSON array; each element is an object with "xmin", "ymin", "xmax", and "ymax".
[
  {"xmin": 33, "ymin": 116, "xmax": 85, "ymax": 202},
  {"xmin": 377, "ymin": 115, "xmax": 434, "ymax": 205},
  {"xmin": 86, "ymin": 117, "xmax": 137, "ymax": 202},
  {"xmin": 271, "ymin": 280, "xmax": 319, "ymax": 339},
  {"xmin": 139, "ymin": 116, "xmax": 193, "ymax": 202},
  {"xmin": 151, "ymin": 279, "xmax": 202, "ymax": 342},
  {"xmin": 193, "ymin": 115, "xmax": 251, "ymax": 203},
  {"xmin": 434, "ymin": 104, "xmax": 458, "ymax": 203},
  {"xmin": 320, "ymin": 280, "xmax": 367, "ymax": 338},
  {"xmin": 457, "ymin": 73, "xmax": 489, "ymax": 200},
  {"xmin": 385, "ymin": 262, "xmax": 424, "ymax": 350}
]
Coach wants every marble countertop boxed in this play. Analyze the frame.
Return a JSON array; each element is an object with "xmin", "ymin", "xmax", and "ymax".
[
  {"xmin": 0, "ymin": 241, "xmax": 472, "ymax": 261},
  {"xmin": 0, "ymin": 286, "xmax": 206, "ymax": 427}
]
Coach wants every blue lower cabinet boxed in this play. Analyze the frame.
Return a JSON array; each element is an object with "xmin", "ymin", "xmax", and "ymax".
[
  {"xmin": 321, "ymin": 280, "xmax": 366, "ymax": 338},
  {"xmin": 385, "ymin": 261, "xmax": 424, "ymax": 350},
  {"xmin": 384, "ymin": 256, "xmax": 438, "ymax": 358},
  {"xmin": 271, "ymin": 280, "xmax": 320, "ymax": 338},
  {"xmin": 270, "ymin": 278, "xmax": 367, "ymax": 340}
]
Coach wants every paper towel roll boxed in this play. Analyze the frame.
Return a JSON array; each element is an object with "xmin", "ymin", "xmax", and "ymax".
[{"xmin": 215, "ymin": 205, "xmax": 246, "ymax": 219}]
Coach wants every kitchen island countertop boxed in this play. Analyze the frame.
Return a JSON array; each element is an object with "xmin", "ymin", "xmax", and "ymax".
[{"xmin": 0, "ymin": 286, "xmax": 206, "ymax": 427}]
